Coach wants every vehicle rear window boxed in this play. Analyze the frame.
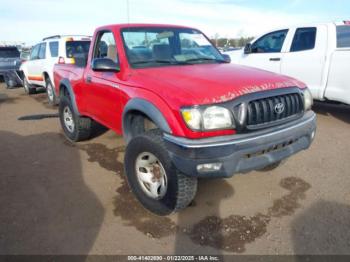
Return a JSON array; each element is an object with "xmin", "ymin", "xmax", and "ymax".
[
  {"xmin": 290, "ymin": 27, "xmax": 317, "ymax": 52},
  {"xmin": 337, "ymin": 25, "xmax": 350, "ymax": 48},
  {"xmin": 0, "ymin": 47, "xmax": 20, "ymax": 58},
  {"xmin": 49, "ymin": 41, "xmax": 59, "ymax": 57},
  {"xmin": 66, "ymin": 41, "xmax": 91, "ymax": 58}
]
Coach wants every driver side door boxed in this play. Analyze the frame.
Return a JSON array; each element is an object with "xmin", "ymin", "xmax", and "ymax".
[
  {"xmin": 84, "ymin": 30, "xmax": 122, "ymax": 130},
  {"xmin": 240, "ymin": 29, "xmax": 289, "ymax": 74}
]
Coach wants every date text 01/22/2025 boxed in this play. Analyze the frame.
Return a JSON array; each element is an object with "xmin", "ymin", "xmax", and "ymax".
[{"xmin": 127, "ymin": 255, "xmax": 220, "ymax": 261}]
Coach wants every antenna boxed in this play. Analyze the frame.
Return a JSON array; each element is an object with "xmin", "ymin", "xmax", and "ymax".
[{"xmin": 126, "ymin": 0, "xmax": 130, "ymax": 24}]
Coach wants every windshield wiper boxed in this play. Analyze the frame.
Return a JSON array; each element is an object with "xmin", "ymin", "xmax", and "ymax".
[
  {"xmin": 184, "ymin": 57, "xmax": 227, "ymax": 63},
  {"xmin": 132, "ymin": 60, "xmax": 188, "ymax": 65}
]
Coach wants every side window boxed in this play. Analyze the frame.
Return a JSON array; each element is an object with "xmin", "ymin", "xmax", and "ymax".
[
  {"xmin": 93, "ymin": 31, "xmax": 118, "ymax": 63},
  {"xmin": 290, "ymin": 27, "xmax": 317, "ymax": 52},
  {"xmin": 49, "ymin": 41, "xmax": 59, "ymax": 57},
  {"xmin": 337, "ymin": 25, "xmax": 350, "ymax": 48},
  {"xmin": 38, "ymin": 43, "xmax": 46, "ymax": 59},
  {"xmin": 251, "ymin": 30, "xmax": 288, "ymax": 53},
  {"xmin": 30, "ymin": 44, "xmax": 40, "ymax": 60}
]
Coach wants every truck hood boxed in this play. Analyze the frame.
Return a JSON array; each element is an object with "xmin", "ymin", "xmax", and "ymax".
[{"xmin": 131, "ymin": 63, "xmax": 305, "ymax": 107}]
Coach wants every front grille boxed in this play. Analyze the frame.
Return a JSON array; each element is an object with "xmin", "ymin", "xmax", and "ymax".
[{"xmin": 247, "ymin": 93, "xmax": 303, "ymax": 128}]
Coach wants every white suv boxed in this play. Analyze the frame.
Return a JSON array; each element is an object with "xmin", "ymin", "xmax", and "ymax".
[{"xmin": 20, "ymin": 35, "xmax": 91, "ymax": 105}]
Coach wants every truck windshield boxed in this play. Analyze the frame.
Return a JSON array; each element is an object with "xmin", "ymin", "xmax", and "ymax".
[
  {"xmin": 121, "ymin": 27, "xmax": 225, "ymax": 68},
  {"xmin": 0, "ymin": 47, "xmax": 20, "ymax": 58}
]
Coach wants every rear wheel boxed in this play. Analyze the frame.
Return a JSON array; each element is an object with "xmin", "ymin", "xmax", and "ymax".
[
  {"xmin": 59, "ymin": 95, "xmax": 92, "ymax": 142},
  {"xmin": 4, "ymin": 75, "xmax": 16, "ymax": 89},
  {"xmin": 46, "ymin": 77, "xmax": 57, "ymax": 106},
  {"xmin": 124, "ymin": 130, "xmax": 197, "ymax": 215},
  {"xmin": 23, "ymin": 77, "xmax": 36, "ymax": 94}
]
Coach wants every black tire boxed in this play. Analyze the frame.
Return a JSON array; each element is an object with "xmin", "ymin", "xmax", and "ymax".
[
  {"xmin": 258, "ymin": 160, "xmax": 283, "ymax": 172},
  {"xmin": 45, "ymin": 77, "xmax": 58, "ymax": 106},
  {"xmin": 4, "ymin": 75, "xmax": 16, "ymax": 89},
  {"xmin": 23, "ymin": 77, "xmax": 36, "ymax": 94},
  {"xmin": 59, "ymin": 95, "xmax": 92, "ymax": 142},
  {"xmin": 124, "ymin": 129, "xmax": 198, "ymax": 216}
]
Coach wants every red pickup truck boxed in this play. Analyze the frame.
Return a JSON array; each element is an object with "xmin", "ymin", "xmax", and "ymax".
[{"xmin": 54, "ymin": 24, "xmax": 316, "ymax": 215}]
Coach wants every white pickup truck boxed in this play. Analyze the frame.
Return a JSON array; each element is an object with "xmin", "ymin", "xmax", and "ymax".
[{"xmin": 226, "ymin": 21, "xmax": 350, "ymax": 104}]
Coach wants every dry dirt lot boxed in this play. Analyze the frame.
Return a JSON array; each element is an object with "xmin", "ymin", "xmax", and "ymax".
[{"xmin": 0, "ymin": 83, "xmax": 350, "ymax": 255}]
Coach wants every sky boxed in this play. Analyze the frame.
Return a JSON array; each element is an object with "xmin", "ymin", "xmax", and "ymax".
[{"xmin": 0, "ymin": 0, "xmax": 348, "ymax": 45}]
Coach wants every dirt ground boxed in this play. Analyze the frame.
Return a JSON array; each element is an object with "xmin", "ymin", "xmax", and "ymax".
[{"xmin": 0, "ymin": 83, "xmax": 349, "ymax": 255}]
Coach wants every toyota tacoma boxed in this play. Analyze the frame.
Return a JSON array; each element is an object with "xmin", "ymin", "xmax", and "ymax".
[{"xmin": 54, "ymin": 24, "xmax": 316, "ymax": 215}]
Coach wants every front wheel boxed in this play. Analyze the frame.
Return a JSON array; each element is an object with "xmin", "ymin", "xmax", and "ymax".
[{"xmin": 124, "ymin": 130, "xmax": 198, "ymax": 216}]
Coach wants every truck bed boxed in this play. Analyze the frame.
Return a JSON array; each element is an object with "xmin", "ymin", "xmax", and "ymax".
[{"xmin": 325, "ymin": 49, "xmax": 350, "ymax": 104}]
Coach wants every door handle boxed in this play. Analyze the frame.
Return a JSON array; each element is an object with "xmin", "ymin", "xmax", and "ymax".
[
  {"xmin": 86, "ymin": 76, "xmax": 92, "ymax": 83},
  {"xmin": 269, "ymin": 58, "xmax": 281, "ymax": 61}
]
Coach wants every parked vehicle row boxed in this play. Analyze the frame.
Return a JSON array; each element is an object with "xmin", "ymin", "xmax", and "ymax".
[
  {"xmin": 53, "ymin": 24, "xmax": 316, "ymax": 215},
  {"xmin": 226, "ymin": 21, "xmax": 350, "ymax": 105},
  {"xmin": 20, "ymin": 35, "xmax": 91, "ymax": 104}
]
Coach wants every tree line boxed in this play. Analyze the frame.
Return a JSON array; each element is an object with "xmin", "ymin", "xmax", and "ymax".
[{"xmin": 210, "ymin": 36, "xmax": 255, "ymax": 48}]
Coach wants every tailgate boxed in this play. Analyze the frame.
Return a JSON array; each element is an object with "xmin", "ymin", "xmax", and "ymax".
[{"xmin": 0, "ymin": 58, "xmax": 21, "ymax": 71}]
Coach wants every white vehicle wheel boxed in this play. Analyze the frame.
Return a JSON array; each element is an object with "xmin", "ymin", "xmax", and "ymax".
[
  {"xmin": 135, "ymin": 152, "xmax": 168, "ymax": 199},
  {"xmin": 63, "ymin": 106, "xmax": 75, "ymax": 133}
]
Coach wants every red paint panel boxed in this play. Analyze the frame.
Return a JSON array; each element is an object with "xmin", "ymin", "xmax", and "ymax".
[{"xmin": 53, "ymin": 24, "xmax": 307, "ymax": 139}]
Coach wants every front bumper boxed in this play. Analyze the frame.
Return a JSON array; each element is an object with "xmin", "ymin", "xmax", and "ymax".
[{"xmin": 164, "ymin": 111, "xmax": 317, "ymax": 178}]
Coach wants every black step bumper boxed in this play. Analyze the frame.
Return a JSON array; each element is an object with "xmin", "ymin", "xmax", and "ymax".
[{"xmin": 164, "ymin": 111, "xmax": 316, "ymax": 178}]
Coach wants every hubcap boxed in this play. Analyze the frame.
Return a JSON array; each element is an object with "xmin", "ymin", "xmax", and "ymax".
[
  {"xmin": 63, "ymin": 106, "xmax": 75, "ymax": 133},
  {"xmin": 135, "ymin": 152, "xmax": 168, "ymax": 199},
  {"xmin": 47, "ymin": 82, "xmax": 54, "ymax": 101}
]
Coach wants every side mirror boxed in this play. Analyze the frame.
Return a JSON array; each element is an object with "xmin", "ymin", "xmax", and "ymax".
[
  {"xmin": 221, "ymin": 54, "xmax": 231, "ymax": 63},
  {"xmin": 91, "ymin": 58, "xmax": 120, "ymax": 72},
  {"xmin": 244, "ymin": 43, "xmax": 252, "ymax": 54}
]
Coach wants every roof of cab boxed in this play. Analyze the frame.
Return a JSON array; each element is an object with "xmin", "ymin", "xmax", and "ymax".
[{"xmin": 95, "ymin": 23, "xmax": 196, "ymax": 31}]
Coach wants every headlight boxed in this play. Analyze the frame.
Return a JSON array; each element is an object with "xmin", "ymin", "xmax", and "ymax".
[
  {"xmin": 303, "ymin": 88, "xmax": 313, "ymax": 111},
  {"xmin": 181, "ymin": 106, "xmax": 234, "ymax": 131},
  {"xmin": 203, "ymin": 106, "xmax": 233, "ymax": 130}
]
